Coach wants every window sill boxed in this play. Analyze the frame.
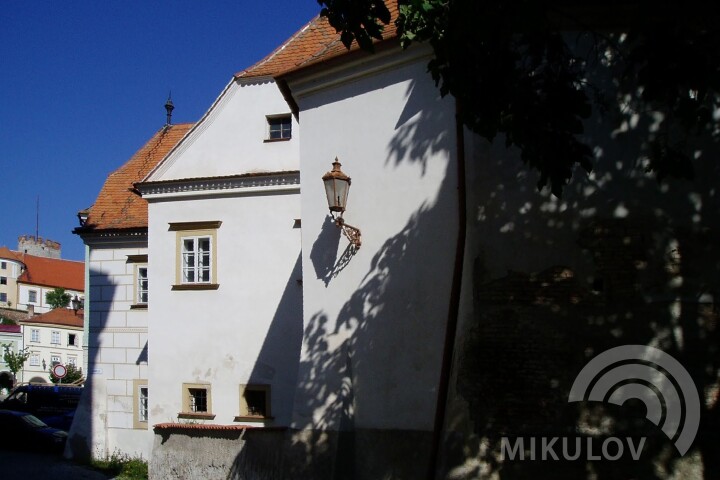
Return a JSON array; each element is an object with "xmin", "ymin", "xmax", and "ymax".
[
  {"xmin": 130, "ymin": 304, "xmax": 148, "ymax": 309},
  {"xmin": 233, "ymin": 415, "xmax": 274, "ymax": 423},
  {"xmin": 172, "ymin": 284, "xmax": 220, "ymax": 291},
  {"xmin": 263, "ymin": 138, "xmax": 291, "ymax": 143},
  {"xmin": 177, "ymin": 412, "xmax": 216, "ymax": 420}
]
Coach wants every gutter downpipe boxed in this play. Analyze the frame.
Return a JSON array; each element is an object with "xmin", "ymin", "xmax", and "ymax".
[{"xmin": 428, "ymin": 98, "xmax": 467, "ymax": 479}]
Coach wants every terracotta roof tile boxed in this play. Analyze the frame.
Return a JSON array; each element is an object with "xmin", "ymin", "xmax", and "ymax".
[
  {"xmin": 77, "ymin": 123, "xmax": 193, "ymax": 233},
  {"xmin": 20, "ymin": 307, "xmax": 84, "ymax": 329},
  {"xmin": 16, "ymin": 254, "xmax": 84, "ymax": 291},
  {"xmin": 236, "ymin": 3, "xmax": 399, "ymax": 79},
  {"xmin": 0, "ymin": 247, "xmax": 24, "ymax": 263}
]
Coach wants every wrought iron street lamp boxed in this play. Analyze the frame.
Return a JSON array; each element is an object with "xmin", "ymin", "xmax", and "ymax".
[{"xmin": 322, "ymin": 158, "xmax": 361, "ymax": 249}]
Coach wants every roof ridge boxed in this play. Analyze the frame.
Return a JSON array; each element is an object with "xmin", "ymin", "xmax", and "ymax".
[{"xmin": 235, "ymin": 16, "xmax": 319, "ymax": 78}]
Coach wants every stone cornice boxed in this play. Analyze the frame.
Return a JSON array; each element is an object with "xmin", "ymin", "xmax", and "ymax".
[{"xmin": 135, "ymin": 171, "xmax": 300, "ymax": 199}]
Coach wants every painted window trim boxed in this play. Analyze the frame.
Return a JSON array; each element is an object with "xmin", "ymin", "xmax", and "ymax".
[
  {"xmin": 127, "ymin": 255, "xmax": 149, "ymax": 308},
  {"xmin": 133, "ymin": 379, "xmax": 149, "ymax": 429},
  {"xmin": 235, "ymin": 384, "xmax": 273, "ymax": 422},
  {"xmin": 180, "ymin": 383, "xmax": 214, "ymax": 419},
  {"xmin": 170, "ymin": 222, "xmax": 221, "ymax": 288}
]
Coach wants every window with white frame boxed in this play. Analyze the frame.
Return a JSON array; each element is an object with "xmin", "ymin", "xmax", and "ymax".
[
  {"xmin": 133, "ymin": 379, "xmax": 149, "ymax": 429},
  {"xmin": 68, "ymin": 333, "xmax": 77, "ymax": 346},
  {"xmin": 0, "ymin": 293, "xmax": 6, "ymax": 303},
  {"xmin": 127, "ymin": 255, "xmax": 149, "ymax": 307},
  {"xmin": 137, "ymin": 266, "xmax": 149, "ymax": 304},
  {"xmin": 1, "ymin": 261, "xmax": 6, "ymax": 269},
  {"xmin": 50, "ymin": 355, "xmax": 61, "ymax": 366},
  {"xmin": 29, "ymin": 353, "xmax": 40, "ymax": 366},
  {"xmin": 170, "ymin": 222, "xmax": 221, "ymax": 290},
  {"xmin": 51, "ymin": 331, "xmax": 60, "ymax": 345},
  {"xmin": 266, "ymin": 114, "xmax": 292, "ymax": 140},
  {"xmin": 30, "ymin": 329, "xmax": 40, "ymax": 343},
  {"xmin": 67, "ymin": 356, "xmax": 77, "ymax": 367},
  {"xmin": 182, "ymin": 237, "xmax": 211, "ymax": 284},
  {"xmin": 0, "ymin": 276, "xmax": 6, "ymax": 285},
  {"xmin": 28, "ymin": 290, "xmax": 37, "ymax": 303}
]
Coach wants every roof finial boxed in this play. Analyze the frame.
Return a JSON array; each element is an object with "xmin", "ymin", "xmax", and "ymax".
[{"xmin": 165, "ymin": 92, "xmax": 174, "ymax": 126}]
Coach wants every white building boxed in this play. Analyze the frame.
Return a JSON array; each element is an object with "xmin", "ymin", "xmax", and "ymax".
[
  {"xmin": 19, "ymin": 307, "xmax": 84, "ymax": 384},
  {"xmin": 136, "ymin": 73, "xmax": 301, "ymax": 433},
  {"xmin": 71, "ymin": 5, "xmax": 720, "ymax": 479},
  {"xmin": 71, "ymin": 123, "xmax": 193, "ymax": 459}
]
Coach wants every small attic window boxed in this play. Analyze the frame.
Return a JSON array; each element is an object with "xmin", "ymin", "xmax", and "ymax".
[{"xmin": 265, "ymin": 114, "xmax": 291, "ymax": 141}]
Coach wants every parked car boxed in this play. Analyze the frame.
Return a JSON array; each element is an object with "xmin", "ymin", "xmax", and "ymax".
[
  {"xmin": 0, "ymin": 410, "xmax": 68, "ymax": 452},
  {"xmin": 0, "ymin": 384, "xmax": 82, "ymax": 430}
]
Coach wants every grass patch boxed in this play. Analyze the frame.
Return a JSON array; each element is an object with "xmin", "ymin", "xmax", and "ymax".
[{"xmin": 91, "ymin": 451, "xmax": 148, "ymax": 479}]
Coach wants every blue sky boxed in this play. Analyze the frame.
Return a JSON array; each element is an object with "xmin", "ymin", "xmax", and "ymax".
[{"xmin": 0, "ymin": 1, "xmax": 320, "ymax": 261}]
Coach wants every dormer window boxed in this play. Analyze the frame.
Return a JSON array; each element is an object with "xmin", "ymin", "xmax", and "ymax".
[{"xmin": 265, "ymin": 114, "xmax": 291, "ymax": 141}]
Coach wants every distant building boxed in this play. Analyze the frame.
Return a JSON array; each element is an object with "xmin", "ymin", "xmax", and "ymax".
[
  {"xmin": 17, "ymin": 235, "xmax": 62, "ymax": 259},
  {"xmin": 19, "ymin": 307, "xmax": 84, "ymax": 384},
  {"xmin": 0, "ymin": 245, "xmax": 84, "ymax": 314}
]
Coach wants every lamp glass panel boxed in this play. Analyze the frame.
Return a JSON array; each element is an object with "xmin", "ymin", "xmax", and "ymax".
[{"xmin": 324, "ymin": 178, "xmax": 350, "ymax": 212}]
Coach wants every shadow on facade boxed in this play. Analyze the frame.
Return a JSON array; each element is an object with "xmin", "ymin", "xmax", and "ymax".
[
  {"xmin": 228, "ymin": 74, "xmax": 459, "ymax": 479},
  {"xmin": 66, "ymin": 267, "xmax": 125, "ymax": 464}
]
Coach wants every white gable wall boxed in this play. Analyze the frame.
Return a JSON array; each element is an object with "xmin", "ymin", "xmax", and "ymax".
[{"xmin": 150, "ymin": 78, "xmax": 298, "ymax": 181}]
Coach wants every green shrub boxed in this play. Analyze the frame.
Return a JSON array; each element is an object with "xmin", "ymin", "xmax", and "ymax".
[{"xmin": 91, "ymin": 451, "xmax": 148, "ymax": 480}]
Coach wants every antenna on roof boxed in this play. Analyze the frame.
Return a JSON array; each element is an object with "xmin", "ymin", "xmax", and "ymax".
[{"xmin": 165, "ymin": 92, "xmax": 174, "ymax": 126}]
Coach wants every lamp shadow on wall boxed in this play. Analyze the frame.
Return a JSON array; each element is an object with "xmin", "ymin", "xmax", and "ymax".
[{"xmin": 229, "ymin": 76, "xmax": 458, "ymax": 478}]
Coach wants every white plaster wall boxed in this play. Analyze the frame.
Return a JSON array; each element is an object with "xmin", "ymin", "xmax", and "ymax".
[
  {"xmin": 21, "ymin": 323, "xmax": 83, "ymax": 379},
  {"xmin": 17, "ymin": 284, "xmax": 84, "ymax": 314},
  {"xmin": 151, "ymin": 78, "xmax": 299, "ymax": 181},
  {"xmin": 71, "ymin": 240, "xmax": 152, "ymax": 459},
  {"xmin": 290, "ymin": 50, "xmax": 458, "ymax": 432},
  {"xmin": 146, "ymin": 189, "xmax": 302, "ymax": 427}
]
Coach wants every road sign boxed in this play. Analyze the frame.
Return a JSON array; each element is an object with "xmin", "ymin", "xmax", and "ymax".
[{"xmin": 52, "ymin": 364, "xmax": 67, "ymax": 379}]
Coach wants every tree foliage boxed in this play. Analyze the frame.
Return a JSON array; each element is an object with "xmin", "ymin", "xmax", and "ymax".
[
  {"xmin": 46, "ymin": 287, "xmax": 71, "ymax": 309},
  {"xmin": 2, "ymin": 344, "xmax": 30, "ymax": 383},
  {"xmin": 0, "ymin": 316, "xmax": 17, "ymax": 325},
  {"xmin": 49, "ymin": 363, "xmax": 84, "ymax": 384},
  {"xmin": 316, "ymin": 0, "xmax": 720, "ymax": 196}
]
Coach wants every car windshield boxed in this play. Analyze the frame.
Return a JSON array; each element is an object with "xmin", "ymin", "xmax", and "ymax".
[{"xmin": 20, "ymin": 414, "xmax": 48, "ymax": 429}]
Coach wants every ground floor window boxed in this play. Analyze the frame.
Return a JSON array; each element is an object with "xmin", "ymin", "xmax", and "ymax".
[
  {"xmin": 235, "ymin": 384, "xmax": 272, "ymax": 422},
  {"xmin": 179, "ymin": 383, "xmax": 214, "ymax": 420}
]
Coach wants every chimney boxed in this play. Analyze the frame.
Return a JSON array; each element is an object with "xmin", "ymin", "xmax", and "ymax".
[{"xmin": 27, "ymin": 304, "xmax": 34, "ymax": 318}]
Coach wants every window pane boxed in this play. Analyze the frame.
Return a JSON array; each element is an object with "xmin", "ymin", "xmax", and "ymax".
[
  {"xmin": 189, "ymin": 388, "xmax": 207, "ymax": 412},
  {"xmin": 139, "ymin": 387, "xmax": 148, "ymax": 422}
]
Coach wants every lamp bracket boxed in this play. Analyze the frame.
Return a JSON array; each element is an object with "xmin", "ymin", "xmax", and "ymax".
[{"xmin": 336, "ymin": 217, "xmax": 362, "ymax": 249}]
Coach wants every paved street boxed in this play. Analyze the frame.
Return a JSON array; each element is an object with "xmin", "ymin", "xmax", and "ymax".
[{"xmin": 0, "ymin": 448, "xmax": 113, "ymax": 480}]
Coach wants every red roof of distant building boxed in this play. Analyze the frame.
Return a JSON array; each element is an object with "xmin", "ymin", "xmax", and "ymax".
[
  {"xmin": 20, "ymin": 308, "xmax": 84, "ymax": 329},
  {"xmin": 16, "ymin": 254, "xmax": 84, "ymax": 291},
  {"xmin": 0, "ymin": 247, "xmax": 24, "ymax": 263},
  {"xmin": 76, "ymin": 123, "xmax": 193, "ymax": 233},
  {"xmin": 236, "ymin": 3, "xmax": 399, "ymax": 79}
]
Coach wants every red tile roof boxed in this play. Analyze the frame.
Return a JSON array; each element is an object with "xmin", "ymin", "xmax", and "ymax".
[
  {"xmin": 77, "ymin": 124, "xmax": 193, "ymax": 233},
  {"xmin": 16, "ymin": 254, "xmax": 84, "ymax": 291},
  {"xmin": 236, "ymin": 3, "xmax": 399, "ymax": 79},
  {"xmin": 0, "ymin": 247, "xmax": 24, "ymax": 263},
  {"xmin": 20, "ymin": 307, "xmax": 84, "ymax": 329}
]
